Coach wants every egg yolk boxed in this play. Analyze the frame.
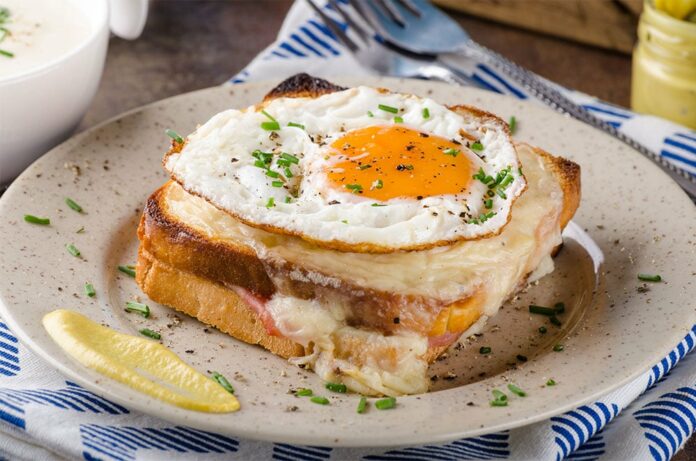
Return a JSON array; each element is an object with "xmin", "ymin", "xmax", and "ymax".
[{"xmin": 327, "ymin": 125, "xmax": 473, "ymax": 201}]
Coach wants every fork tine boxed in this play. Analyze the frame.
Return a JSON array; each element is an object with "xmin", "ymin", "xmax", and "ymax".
[
  {"xmin": 375, "ymin": 0, "xmax": 405, "ymax": 27},
  {"xmin": 328, "ymin": 0, "xmax": 371, "ymax": 43},
  {"xmin": 305, "ymin": 0, "xmax": 359, "ymax": 52},
  {"xmin": 396, "ymin": 0, "xmax": 421, "ymax": 17}
]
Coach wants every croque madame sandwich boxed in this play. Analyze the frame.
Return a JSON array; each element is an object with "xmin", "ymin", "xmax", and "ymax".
[{"xmin": 136, "ymin": 74, "xmax": 580, "ymax": 396}]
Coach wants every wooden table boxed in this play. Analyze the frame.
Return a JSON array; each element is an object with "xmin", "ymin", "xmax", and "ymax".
[{"xmin": 80, "ymin": 1, "xmax": 694, "ymax": 459}]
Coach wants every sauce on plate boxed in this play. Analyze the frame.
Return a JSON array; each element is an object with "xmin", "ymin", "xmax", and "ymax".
[{"xmin": 43, "ymin": 309, "xmax": 240, "ymax": 413}]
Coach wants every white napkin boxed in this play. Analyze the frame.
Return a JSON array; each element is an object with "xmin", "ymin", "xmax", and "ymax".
[{"xmin": 0, "ymin": 1, "xmax": 694, "ymax": 460}]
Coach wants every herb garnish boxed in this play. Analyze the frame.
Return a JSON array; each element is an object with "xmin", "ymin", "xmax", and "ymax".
[
  {"xmin": 310, "ymin": 396, "xmax": 330, "ymax": 405},
  {"xmin": 394, "ymin": 116, "xmax": 404, "ymax": 123},
  {"xmin": 479, "ymin": 346, "xmax": 492, "ymax": 355},
  {"xmin": 287, "ymin": 122, "xmax": 305, "ymax": 130},
  {"xmin": 538, "ymin": 326, "xmax": 548, "ymax": 334},
  {"xmin": 0, "ymin": 8, "xmax": 12, "ymax": 58},
  {"xmin": 266, "ymin": 197, "xmax": 275, "ymax": 208},
  {"xmin": 553, "ymin": 344, "xmax": 564, "ymax": 352},
  {"xmin": 638, "ymin": 273, "xmax": 661, "ymax": 282},
  {"xmin": 367, "ymin": 111, "xmax": 374, "ymax": 118},
  {"xmin": 125, "ymin": 301, "xmax": 150, "ymax": 318},
  {"xmin": 467, "ymin": 211, "xmax": 496, "ymax": 225},
  {"xmin": 165, "ymin": 129, "xmax": 183, "ymax": 143},
  {"xmin": 211, "ymin": 371, "xmax": 235, "ymax": 394},
  {"xmin": 470, "ymin": 141, "xmax": 484, "ymax": 152},
  {"xmin": 507, "ymin": 384, "xmax": 526, "ymax": 397},
  {"xmin": 371, "ymin": 203, "xmax": 387, "ymax": 207},
  {"xmin": 443, "ymin": 148, "xmax": 460, "ymax": 157},
  {"xmin": 357, "ymin": 396, "xmax": 368, "ymax": 414},
  {"xmin": 375, "ymin": 397, "xmax": 396, "ymax": 410},
  {"xmin": 66, "ymin": 244, "xmax": 81, "ymax": 257},
  {"xmin": 345, "ymin": 183, "xmax": 363, "ymax": 193},
  {"xmin": 139, "ymin": 328, "xmax": 161, "ymax": 340},
  {"xmin": 118, "ymin": 265, "xmax": 136, "ymax": 277},
  {"xmin": 422, "ymin": 107, "xmax": 430, "ymax": 119},
  {"xmin": 24, "ymin": 215, "xmax": 50, "ymax": 225},
  {"xmin": 546, "ymin": 379, "xmax": 557, "ymax": 386},
  {"xmin": 271, "ymin": 180, "xmax": 283, "ymax": 187},
  {"xmin": 509, "ymin": 116, "xmax": 517, "ymax": 134},
  {"xmin": 65, "ymin": 198, "xmax": 83, "ymax": 213},
  {"xmin": 529, "ymin": 305, "xmax": 556, "ymax": 316},
  {"xmin": 378, "ymin": 104, "xmax": 399, "ymax": 114},
  {"xmin": 260, "ymin": 110, "xmax": 280, "ymax": 131},
  {"xmin": 295, "ymin": 388, "xmax": 313, "ymax": 397},
  {"xmin": 490, "ymin": 389, "xmax": 507, "ymax": 407},
  {"xmin": 281, "ymin": 153, "xmax": 299, "ymax": 164},
  {"xmin": 84, "ymin": 283, "xmax": 96, "ymax": 298},
  {"xmin": 371, "ymin": 179, "xmax": 383, "ymax": 190},
  {"xmin": 325, "ymin": 382, "xmax": 347, "ymax": 393}
]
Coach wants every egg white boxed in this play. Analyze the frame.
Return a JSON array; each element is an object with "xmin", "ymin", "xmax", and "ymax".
[{"xmin": 164, "ymin": 86, "xmax": 525, "ymax": 251}]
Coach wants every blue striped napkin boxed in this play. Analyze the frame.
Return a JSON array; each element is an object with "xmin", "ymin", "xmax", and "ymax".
[{"xmin": 0, "ymin": 1, "xmax": 695, "ymax": 460}]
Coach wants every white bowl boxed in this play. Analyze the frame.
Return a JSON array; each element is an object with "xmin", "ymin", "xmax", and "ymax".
[{"xmin": 0, "ymin": 0, "xmax": 148, "ymax": 185}]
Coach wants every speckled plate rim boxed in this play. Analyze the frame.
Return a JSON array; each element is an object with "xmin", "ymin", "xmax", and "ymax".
[{"xmin": 0, "ymin": 77, "xmax": 694, "ymax": 448}]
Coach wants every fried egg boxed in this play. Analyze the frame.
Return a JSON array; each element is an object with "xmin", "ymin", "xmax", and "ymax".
[{"xmin": 164, "ymin": 86, "xmax": 525, "ymax": 252}]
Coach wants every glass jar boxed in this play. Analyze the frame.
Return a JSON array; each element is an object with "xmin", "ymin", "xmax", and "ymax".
[{"xmin": 631, "ymin": 0, "xmax": 696, "ymax": 129}]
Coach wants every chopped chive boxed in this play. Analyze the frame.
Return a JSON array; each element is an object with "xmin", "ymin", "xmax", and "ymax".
[
  {"xmin": 443, "ymin": 148, "xmax": 460, "ymax": 157},
  {"xmin": 254, "ymin": 159, "xmax": 266, "ymax": 168},
  {"xmin": 310, "ymin": 396, "xmax": 330, "ymax": 405},
  {"xmin": 84, "ymin": 283, "xmax": 96, "ymax": 298},
  {"xmin": 125, "ymin": 301, "xmax": 150, "ymax": 318},
  {"xmin": 490, "ymin": 399, "xmax": 508, "ymax": 407},
  {"xmin": 496, "ymin": 189, "xmax": 508, "ymax": 199},
  {"xmin": 371, "ymin": 203, "xmax": 386, "ymax": 207},
  {"xmin": 118, "ymin": 265, "xmax": 136, "ymax": 277},
  {"xmin": 372, "ymin": 179, "xmax": 383, "ymax": 190},
  {"xmin": 507, "ymin": 383, "xmax": 527, "ymax": 397},
  {"xmin": 295, "ymin": 388, "xmax": 312, "ymax": 397},
  {"xmin": 529, "ymin": 305, "xmax": 556, "ymax": 316},
  {"xmin": 554, "ymin": 302, "xmax": 565, "ymax": 314},
  {"xmin": 358, "ymin": 164, "xmax": 372, "ymax": 170},
  {"xmin": 0, "ymin": 49, "xmax": 14, "ymax": 58},
  {"xmin": 65, "ymin": 198, "xmax": 83, "ymax": 213},
  {"xmin": 287, "ymin": 122, "xmax": 305, "ymax": 130},
  {"xmin": 345, "ymin": 183, "xmax": 363, "ymax": 193},
  {"xmin": 341, "ymin": 219, "xmax": 348, "ymax": 224},
  {"xmin": 211, "ymin": 371, "xmax": 235, "ymax": 394},
  {"xmin": 266, "ymin": 197, "xmax": 275, "ymax": 208},
  {"xmin": 422, "ymin": 107, "xmax": 430, "ymax": 119},
  {"xmin": 271, "ymin": 180, "xmax": 283, "ymax": 187},
  {"xmin": 546, "ymin": 379, "xmax": 557, "ymax": 386},
  {"xmin": 24, "ymin": 215, "xmax": 50, "ymax": 225},
  {"xmin": 553, "ymin": 344, "xmax": 564, "ymax": 352},
  {"xmin": 638, "ymin": 273, "xmax": 662, "ymax": 282},
  {"xmin": 277, "ymin": 159, "xmax": 290, "ymax": 167},
  {"xmin": 266, "ymin": 169, "xmax": 280, "ymax": 178},
  {"xmin": 76, "ymin": 226, "xmax": 85, "ymax": 234},
  {"xmin": 165, "ymin": 129, "xmax": 183, "ymax": 143},
  {"xmin": 393, "ymin": 116, "xmax": 404, "ymax": 123},
  {"xmin": 280, "ymin": 153, "xmax": 300, "ymax": 164},
  {"xmin": 479, "ymin": 346, "xmax": 492, "ymax": 355},
  {"xmin": 375, "ymin": 397, "xmax": 396, "ymax": 410},
  {"xmin": 367, "ymin": 111, "xmax": 374, "ymax": 118},
  {"xmin": 538, "ymin": 326, "xmax": 548, "ymax": 334},
  {"xmin": 284, "ymin": 196, "xmax": 292, "ymax": 203},
  {"xmin": 66, "ymin": 244, "xmax": 80, "ymax": 257},
  {"xmin": 516, "ymin": 354, "xmax": 528, "ymax": 362},
  {"xmin": 498, "ymin": 174, "xmax": 514, "ymax": 189},
  {"xmin": 325, "ymin": 382, "xmax": 347, "ymax": 393},
  {"xmin": 139, "ymin": 328, "xmax": 161, "ymax": 340},
  {"xmin": 261, "ymin": 121, "xmax": 280, "ymax": 131},
  {"xmin": 357, "ymin": 396, "xmax": 368, "ymax": 414},
  {"xmin": 491, "ymin": 389, "xmax": 507, "ymax": 402},
  {"xmin": 378, "ymin": 104, "xmax": 399, "ymax": 114},
  {"xmin": 261, "ymin": 109, "xmax": 277, "ymax": 122},
  {"xmin": 284, "ymin": 167, "xmax": 293, "ymax": 178},
  {"xmin": 509, "ymin": 116, "xmax": 517, "ymax": 134},
  {"xmin": 550, "ymin": 316, "xmax": 562, "ymax": 326},
  {"xmin": 470, "ymin": 141, "xmax": 484, "ymax": 152},
  {"xmin": 484, "ymin": 198, "xmax": 493, "ymax": 209}
]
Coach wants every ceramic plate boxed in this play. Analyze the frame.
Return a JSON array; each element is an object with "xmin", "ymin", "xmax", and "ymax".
[{"xmin": 0, "ymin": 77, "xmax": 694, "ymax": 447}]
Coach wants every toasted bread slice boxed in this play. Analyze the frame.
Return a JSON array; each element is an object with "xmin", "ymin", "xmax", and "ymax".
[{"xmin": 137, "ymin": 143, "xmax": 580, "ymax": 369}]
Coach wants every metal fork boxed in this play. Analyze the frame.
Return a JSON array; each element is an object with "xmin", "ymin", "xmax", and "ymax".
[
  {"xmin": 343, "ymin": 0, "xmax": 696, "ymax": 199},
  {"xmin": 305, "ymin": 0, "xmax": 484, "ymax": 92}
]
